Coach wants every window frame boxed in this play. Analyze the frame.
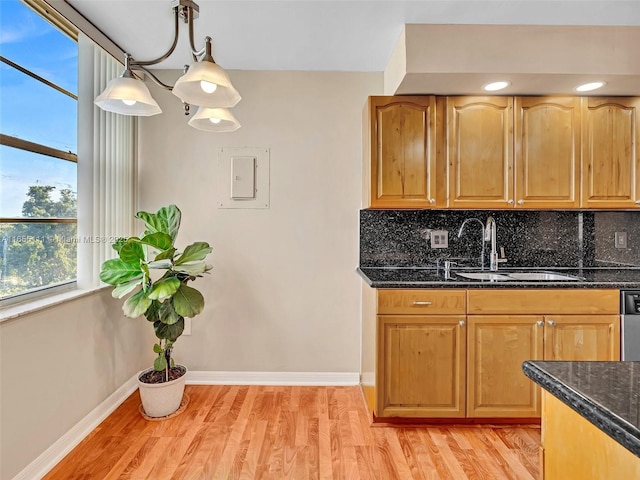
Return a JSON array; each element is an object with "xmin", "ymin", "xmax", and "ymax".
[{"xmin": 0, "ymin": 0, "xmax": 79, "ymax": 305}]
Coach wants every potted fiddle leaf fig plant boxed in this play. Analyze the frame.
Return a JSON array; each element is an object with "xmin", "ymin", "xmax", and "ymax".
[{"xmin": 99, "ymin": 204, "xmax": 212, "ymax": 418}]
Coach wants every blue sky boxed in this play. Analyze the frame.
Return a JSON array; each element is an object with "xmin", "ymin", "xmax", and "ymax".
[{"xmin": 0, "ymin": 0, "xmax": 78, "ymax": 217}]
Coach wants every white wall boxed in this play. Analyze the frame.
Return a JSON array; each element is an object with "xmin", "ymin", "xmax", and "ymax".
[
  {"xmin": 139, "ymin": 70, "xmax": 382, "ymax": 373},
  {"xmin": 0, "ymin": 290, "xmax": 150, "ymax": 479}
]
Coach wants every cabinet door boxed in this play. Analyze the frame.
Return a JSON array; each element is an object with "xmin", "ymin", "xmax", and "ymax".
[
  {"xmin": 447, "ymin": 96, "xmax": 514, "ymax": 208},
  {"xmin": 581, "ymin": 97, "xmax": 640, "ymax": 208},
  {"xmin": 366, "ymin": 96, "xmax": 437, "ymax": 208},
  {"xmin": 544, "ymin": 315, "xmax": 621, "ymax": 361},
  {"xmin": 467, "ymin": 315, "xmax": 543, "ymax": 417},
  {"xmin": 377, "ymin": 315, "xmax": 466, "ymax": 417},
  {"xmin": 514, "ymin": 97, "xmax": 580, "ymax": 208}
]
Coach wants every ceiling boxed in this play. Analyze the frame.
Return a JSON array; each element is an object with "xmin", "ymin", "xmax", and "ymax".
[{"xmin": 65, "ymin": 0, "xmax": 640, "ymax": 72}]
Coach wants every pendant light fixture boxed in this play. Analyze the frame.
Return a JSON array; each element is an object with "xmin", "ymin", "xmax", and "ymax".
[
  {"xmin": 94, "ymin": 0, "xmax": 241, "ymax": 131},
  {"xmin": 188, "ymin": 107, "xmax": 241, "ymax": 132},
  {"xmin": 94, "ymin": 54, "xmax": 162, "ymax": 116}
]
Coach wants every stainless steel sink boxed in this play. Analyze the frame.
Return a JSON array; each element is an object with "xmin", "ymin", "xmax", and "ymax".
[
  {"xmin": 504, "ymin": 272, "xmax": 583, "ymax": 281},
  {"xmin": 455, "ymin": 272, "xmax": 513, "ymax": 281},
  {"xmin": 454, "ymin": 270, "xmax": 584, "ymax": 282}
]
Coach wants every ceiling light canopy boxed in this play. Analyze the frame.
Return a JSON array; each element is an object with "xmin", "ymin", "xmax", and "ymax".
[
  {"xmin": 576, "ymin": 81, "xmax": 606, "ymax": 92},
  {"xmin": 483, "ymin": 81, "xmax": 511, "ymax": 92},
  {"xmin": 94, "ymin": 0, "xmax": 241, "ymax": 132}
]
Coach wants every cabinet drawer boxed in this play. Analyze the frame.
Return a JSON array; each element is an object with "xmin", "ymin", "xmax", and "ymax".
[
  {"xmin": 467, "ymin": 289, "xmax": 619, "ymax": 314},
  {"xmin": 378, "ymin": 289, "xmax": 466, "ymax": 314}
]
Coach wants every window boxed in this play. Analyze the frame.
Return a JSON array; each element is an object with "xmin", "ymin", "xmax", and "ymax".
[{"xmin": 0, "ymin": 0, "xmax": 78, "ymax": 301}]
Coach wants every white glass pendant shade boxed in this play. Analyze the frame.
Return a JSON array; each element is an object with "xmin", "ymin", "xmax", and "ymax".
[
  {"xmin": 172, "ymin": 60, "xmax": 241, "ymax": 108},
  {"xmin": 95, "ymin": 76, "xmax": 162, "ymax": 116},
  {"xmin": 188, "ymin": 107, "xmax": 240, "ymax": 132}
]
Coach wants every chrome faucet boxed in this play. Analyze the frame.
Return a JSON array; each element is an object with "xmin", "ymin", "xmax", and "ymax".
[
  {"xmin": 457, "ymin": 218, "xmax": 486, "ymax": 270},
  {"xmin": 485, "ymin": 216, "xmax": 507, "ymax": 271}
]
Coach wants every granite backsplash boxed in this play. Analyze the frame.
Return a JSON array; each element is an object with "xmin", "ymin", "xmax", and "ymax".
[{"xmin": 360, "ymin": 210, "xmax": 640, "ymax": 268}]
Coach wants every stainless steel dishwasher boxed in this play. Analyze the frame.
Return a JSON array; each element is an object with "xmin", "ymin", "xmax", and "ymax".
[{"xmin": 621, "ymin": 290, "xmax": 640, "ymax": 360}]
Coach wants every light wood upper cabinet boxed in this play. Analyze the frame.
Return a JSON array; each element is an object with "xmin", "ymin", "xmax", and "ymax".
[
  {"xmin": 467, "ymin": 315, "xmax": 544, "ymax": 418},
  {"xmin": 543, "ymin": 315, "xmax": 620, "ymax": 361},
  {"xmin": 377, "ymin": 315, "xmax": 466, "ymax": 418},
  {"xmin": 364, "ymin": 96, "xmax": 438, "ymax": 208},
  {"xmin": 447, "ymin": 96, "xmax": 514, "ymax": 208},
  {"xmin": 514, "ymin": 97, "xmax": 581, "ymax": 208},
  {"xmin": 582, "ymin": 97, "xmax": 640, "ymax": 208},
  {"xmin": 365, "ymin": 95, "xmax": 639, "ymax": 210}
]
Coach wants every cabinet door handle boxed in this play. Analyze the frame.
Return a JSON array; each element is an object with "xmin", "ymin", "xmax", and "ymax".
[
  {"xmin": 459, "ymin": 320, "xmax": 466, "ymax": 327},
  {"xmin": 413, "ymin": 301, "xmax": 433, "ymax": 306},
  {"xmin": 537, "ymin": 320, "xmax": 544, "ymax": 326},
  {"xmin": 547, "ymin": 320, "xmax": 556, "ymax": 326},
  {"xmin": 508, "ymin": 199, "xmax": 514, "ymax": 205},
  {"xmin": 518, "ymin": 199, "xmax": 524, "ymax": 205},
  {"xmin": 429, "ymin": 198, "xmax": 436, "ymax": 204},
  {"xmin": 636, "ymin": 200, "xmax": 640, "ymax": 205}
]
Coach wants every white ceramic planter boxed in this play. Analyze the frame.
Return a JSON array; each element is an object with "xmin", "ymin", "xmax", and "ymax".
[{"xmin": 138, "ymin": 365, "xmax": 187, "ymax": 418}]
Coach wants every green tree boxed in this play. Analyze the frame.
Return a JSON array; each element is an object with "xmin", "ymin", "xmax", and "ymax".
[{"xmin": 0, "ymin": 186, "xmax": 77, "ymax": 297}]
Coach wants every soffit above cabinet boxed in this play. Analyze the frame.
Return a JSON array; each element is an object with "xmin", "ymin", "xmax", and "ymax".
[{"xmin": 385, "ymin": 24, "xmax": 640, "ymax": 96}]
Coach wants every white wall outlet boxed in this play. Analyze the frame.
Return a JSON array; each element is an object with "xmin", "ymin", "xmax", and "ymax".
[
  {"xmin": 183, "ymin": 317, "xmax": 192, "ymax": 335},
  {"xmin": 615, "ymin": 231, "xmax": 628, "ymax": 249},
  {"xmin": 430, "ymin": 230, "xmax": 449, "ymax": 249}
]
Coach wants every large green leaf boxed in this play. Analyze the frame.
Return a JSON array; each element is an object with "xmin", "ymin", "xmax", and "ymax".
[
  {"xmin": 122, "ymin": 288, "xmax": 152, "ymax": 318},
  {"xmin": 144, "ymin": 300, "xmax": 161, "ymax": 322},
  {"xmin": 111, "ymin": 277, "xmax": 143, "ymax": 298},
  {"xmin": 172, "ymin": 262, "xmax": 211, "ymax": 276},
  {"xmin": 147, "ymin": 260, "xmax": 172, "ymax": 270},
  {"xmin": 112, "ymin": 237, "xmax": 127, "ymax": 253},
  {"xmin": 174, "ymin": 242, "xmax": 212, "ymax": 265},
  {"xmin": 173, "ymin": 284, "xmax": 204, "ymax": 317},
  {"xmin": 99, "ymin": 259, "xmax": 143, "ymax": 285},
  {"xmin": 157, "ymin": 205, "xmax": 181, "ymax": 242},
  {"xmin": 158, "ymin": 300, "xmax": 182, "ymax": 325},
  {"xmin": 118, "ymin": 240, "xmax": 145, "ymax": 264},
  {"xmin": 154, "ymin": 247, "xmax": 177, "ymax": 261},
  {"xmin": 154, "ymin": 318, "xmax": 184, "ymax": 342},
  {"xmin": 135, "ymin": 210, "xmax": 167, "ymax": 236},
  {"xmin": 147, "ymin": 277, "xmax": 181, "ymax": 301},
  {"xmin": 140, "ymin": 232, "xmax": 173, "ymax": 252}
]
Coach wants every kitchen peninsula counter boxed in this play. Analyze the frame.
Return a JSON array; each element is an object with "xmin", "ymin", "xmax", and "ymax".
[{"xmin": 523, "ymin": 360, "xmax": 640, "ymax": 479}]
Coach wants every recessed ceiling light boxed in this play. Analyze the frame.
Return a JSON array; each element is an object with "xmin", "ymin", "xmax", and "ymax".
[
  {"xmin": 576, "ymin": 81, "xmax": 606, "ymax": 92},
  {"xmin": 483, "ymin": 81, "xmax": 511, "ymax": 92}
]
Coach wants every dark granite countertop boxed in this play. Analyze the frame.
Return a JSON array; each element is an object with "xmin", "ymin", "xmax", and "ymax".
[
  {"xmin": 522, "ymin": 361, "xmax": 640, "ymax": 457},
  {"xmin": 357, "ymin": 266, "xmax": 640, "ymax": 289}
]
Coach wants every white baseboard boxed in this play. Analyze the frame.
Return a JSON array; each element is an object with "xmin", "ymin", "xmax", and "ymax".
[
  {"xmin": 12, "ymin": 374, "xmax": 139, "ymax": 480},
  {"xmin": 12, "ymin": 370, "xmax": 359, "ymax": 480},
  {"xmin": 186, "ymin": 370, "xmax": 360, "ymax": 386}
]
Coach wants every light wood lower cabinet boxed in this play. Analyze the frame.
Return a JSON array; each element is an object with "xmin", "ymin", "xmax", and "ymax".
[
  {"xmin": 466, "ymin": 313, "xmax": 620, "ymax": 418},
  {"xmin": 372, "ymin": 288, "xmax": 621, "ymax": 420},
  {"xmin": 467, "ymin": 315, "xmax": 544, "ymax": 417},
  {"xmin": 378, "ymin": 315, "xmax": 466, "ymax": 417},
  {"xmin": 544, "ymin": 315, "xmax": 620, "ymax": 361}
]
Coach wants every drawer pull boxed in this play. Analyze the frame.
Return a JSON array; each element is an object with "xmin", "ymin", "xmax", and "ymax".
[{"xmin": 413, "ymin": 301, "xmax": 433, "ymax": 306}]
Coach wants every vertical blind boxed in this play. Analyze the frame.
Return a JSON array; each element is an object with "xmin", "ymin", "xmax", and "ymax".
[{"xmin": 78, "ymin": 33, "xmax": 136, "ymax": 287}]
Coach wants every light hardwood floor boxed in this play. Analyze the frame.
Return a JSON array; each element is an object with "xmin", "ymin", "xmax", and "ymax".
[{"xmin": 44, "ymin": 385, "xmax": 540, "ymax": 479}]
